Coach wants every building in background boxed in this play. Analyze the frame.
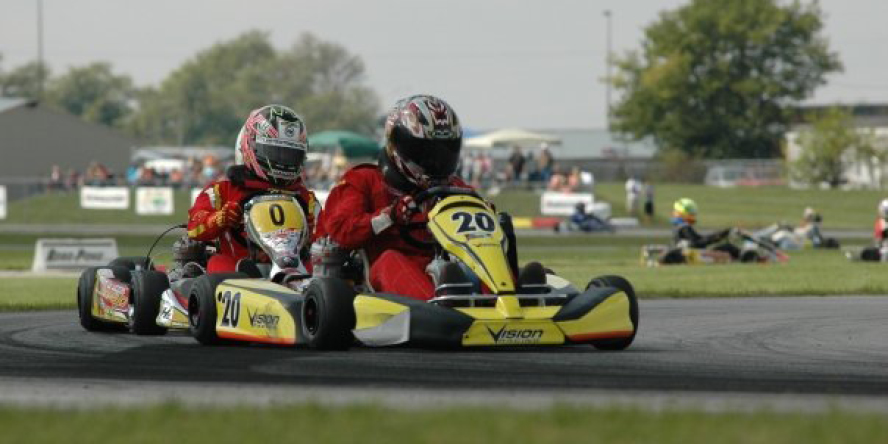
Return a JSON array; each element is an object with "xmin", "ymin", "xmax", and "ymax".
[{"xmin": 0, "ymin": 97, "xmax": 138, "ymax": 180}]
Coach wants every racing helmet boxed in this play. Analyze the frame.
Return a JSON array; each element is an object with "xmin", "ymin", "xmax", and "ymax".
[
  {"xmin": 673, "ymin": 198, "xmax": 698, "ymax": 224},
  {"xmin": 380, "ymin": 94, "xmax": 462, "ymax": 191},
  {"xmin": 236, "ymin": 105, "xmax": 308, "ymax": 186},
  {"xmin": 879, "ymin": 199, "xmax": 888, "ymax": 220}
]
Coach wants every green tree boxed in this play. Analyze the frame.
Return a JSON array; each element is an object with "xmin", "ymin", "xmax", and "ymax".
[
  {"xmin": 0, "ymin": 60, "xmax": 50, "ymax": 100},
  {"xmin": 610, "ymin": 0, "xmax": 841, "ymax": 159},
  {"xmin": 791, "ymin": 108, "xmax": 865, "ymax": 188},
  {"xmin": 131, "ymin": 31, "xmax": 380, "ymax": 146},
  {"xmin": 46, "ymin": 62, "xmax": 136, "ymax": 127}
]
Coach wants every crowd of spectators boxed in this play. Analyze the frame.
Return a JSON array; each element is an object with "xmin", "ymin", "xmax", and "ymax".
[{"xmin": 47, "ymin": 155, "xmax": 232, "ymax": 191}]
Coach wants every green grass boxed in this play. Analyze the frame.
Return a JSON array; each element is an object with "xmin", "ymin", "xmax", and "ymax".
[
  {"xmin": 517, "ymin": 235, "xmax": 886, "ymax": 298},
  {"xmin": 0, "ymin": 190, "xmax": 193, "ymax": 225},
  {"xmin": 0, "ymin": 277, "xmax": 77, "ymax": 311},
  {"xmin": 491, "ymin": 183, "xmax": 887, "ymax": 229},
  {"xmin": 0, "ymin": 403, "xmax": 885, "ymax": 444}
]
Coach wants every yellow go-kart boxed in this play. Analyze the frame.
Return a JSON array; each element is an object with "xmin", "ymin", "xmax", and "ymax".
[{"xmin": 188, "ymin": 187, "xmax": 639, "ymax": 351}]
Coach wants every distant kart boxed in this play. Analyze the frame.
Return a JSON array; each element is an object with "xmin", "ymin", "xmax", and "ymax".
[
  {"xmin": 186, "ymin": 187, "xmax": 640, "ymax": 350},
  {"xmin": 641, "ymin": 228, "xmax": 789, "ymax": 267}
]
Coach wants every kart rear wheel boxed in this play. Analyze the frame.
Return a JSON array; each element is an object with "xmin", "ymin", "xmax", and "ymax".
[
  {"xmin": 77, "ymin": 267, "xmax": 127, "ymax": 332},
  {"xmin": 585, "ymin": 275, "xmax": 639, "ymax": 350},
  {"xmin": 188, "ymin": 273, "xmax": 247, "ymax": 345},
  {"xmin": 108, "ymin": 256, "xmax": 154, "ymax": 271},
  {"xmin": 301, "ymin": 277, "xmax": 356, "ymax": 350},
  {"xmin": 131, "ymin": 270, "xmax": 169, "ymax": 335}
]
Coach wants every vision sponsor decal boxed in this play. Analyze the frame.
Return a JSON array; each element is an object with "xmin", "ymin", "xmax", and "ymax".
[
  {"xmin": 247, "ymin": 309, "xmax": 280, "ymax": 329},
  {"xmin": 486, "ymin": 325, "xmax": 544, "ymax": 344}
]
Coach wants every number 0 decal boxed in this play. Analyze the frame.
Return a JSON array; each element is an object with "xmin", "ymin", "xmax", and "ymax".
[
  {"xmin": 269, "ymin": 204, "xmax": 285, "ymax": 226},
  {"xmin": 451, "ymin": 211, "xmax": 496, "ymax": 233}
]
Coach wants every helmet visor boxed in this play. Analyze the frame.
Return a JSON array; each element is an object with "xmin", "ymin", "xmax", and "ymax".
[
  {"xmin": 255, "ymin": 137, "xmax": 307, "ymax": 178},
  {"xmin": 400, "ymin": 137, "xmax": 461, "ymax": 180}
]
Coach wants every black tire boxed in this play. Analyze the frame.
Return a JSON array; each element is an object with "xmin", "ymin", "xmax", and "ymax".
[
  {"xmin": 659, "ymin": 248, "xmax": 686, "ymax": 264},
  {"xmin": 739, "ymin": 250, "xmax": 760, "ymax": 263},
  {"xmin": 188, "ymin": 273, "xmax": 248, "ymax": 345},
  {"xmin": 108, "ymin": 256, "xmax": 154, "ymax": 271},
  {"xmin": 585, "ymin": 275, "xmax": 639, "ymax": 351},
  {"xmin": 518, "ymin": 261, "xmax": 547, "ymax": 294},
  {"xmin": 130, "ymin": 270, "xmax": 170, "ymax": 335},
  {"xmin": 77, "ymin": 267, "xmax": 127, "ymax": 332},
  {"xmin": 301, "ymin": 277, "xmax": 356, "ymax": 350}
]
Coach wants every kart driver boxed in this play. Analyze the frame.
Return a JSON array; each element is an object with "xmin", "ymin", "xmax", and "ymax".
[
  {"xmin": 671, "ymin": 198, "xmax": 739, "ymax": 259},
  {"xmin": 187, "ymin": 105, "xmax": 319, "ymax": 273},
  {"xmin": 312, "ymin": 94, "xmax": 471, "ymax": 300},
  {"xmin": 857, "ymin": 199, "xmax": 888, "ymax": 261}
]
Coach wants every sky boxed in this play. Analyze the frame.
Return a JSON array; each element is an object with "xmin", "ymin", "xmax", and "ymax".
[{"xmin": 1, "ymin": 0, "xmax": 887, "ymax": 131}]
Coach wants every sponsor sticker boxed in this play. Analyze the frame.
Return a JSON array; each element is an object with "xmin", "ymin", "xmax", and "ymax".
[
  {"xmin": 486, "ymin": 325, "xmax": 545, "ymax": 344},
  {"xmin": 248, "ymin": 309, "xmax": 280, "ymax": 329}
]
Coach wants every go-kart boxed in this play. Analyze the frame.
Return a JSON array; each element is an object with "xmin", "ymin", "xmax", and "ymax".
[
  {"xmin": 642, "ymin": 228, "xmax": 789, "ymax": 267},
  {"xmin": 75, "ymin": 193, "xmax": 311, "ymax": 336},
  {"xmin": 186, "ymin": 186, "xmax": 639, "ymax": 350}
]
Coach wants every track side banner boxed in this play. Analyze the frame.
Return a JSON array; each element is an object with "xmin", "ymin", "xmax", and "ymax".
[
  {"xmin": 540, "ymin": 192, "xmax": 594, "ymax": 216},
  {"xmin": 136, "ymin": 187, "xmax": 174, "ymax": 215},
  {"xmin": 80, "ymin": 186, "xmax": 130, "ymax": 210},
  {"xmin": 0, "ymin": 185, "xmax": 6, "ymax": 219},
  {"xmin": 31, "ymin": 238, "xmax": 119, "ymax": 272}
]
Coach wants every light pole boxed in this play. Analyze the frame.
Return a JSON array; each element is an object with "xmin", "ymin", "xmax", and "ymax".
[
  {"xmin": 37, "ymin": 0, "xmax": 45, "ymax": 101},
  {"xmin": 603, "ymin": 9, "xmax": 612, "ymax": 130}
]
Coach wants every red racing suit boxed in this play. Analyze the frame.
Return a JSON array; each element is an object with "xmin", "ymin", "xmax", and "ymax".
[
  {"xmin": 188, "ymin": 167, "xmax": 318, "ymax": 274},
  {"xmin": 313, "ymin": 164, "xmax": 470, "ymax": 300}
]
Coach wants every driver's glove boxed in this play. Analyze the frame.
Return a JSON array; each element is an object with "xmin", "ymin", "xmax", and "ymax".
[
  {"xmin": 208, "ymin": 201, "xmax": 242, "ymax": 231},
  {"xmin": 371, "ymin": 195, "xmax": 418, "ymax": 235}
]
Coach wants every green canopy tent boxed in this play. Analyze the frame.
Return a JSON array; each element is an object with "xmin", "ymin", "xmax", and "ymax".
[{"xmin": 308, "ymin": 130, "xmax": 381, "ymax": 159}]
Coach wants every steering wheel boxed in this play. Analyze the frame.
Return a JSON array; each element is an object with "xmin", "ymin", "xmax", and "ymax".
[{"xmin": 398, "ymin": 186, "xmax": 481, "ymax": 250}]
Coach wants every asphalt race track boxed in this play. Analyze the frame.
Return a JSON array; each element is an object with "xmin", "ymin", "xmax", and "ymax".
[{"xmin": 1, "ymin": 297, "xmax": 886, "ymax": 408}]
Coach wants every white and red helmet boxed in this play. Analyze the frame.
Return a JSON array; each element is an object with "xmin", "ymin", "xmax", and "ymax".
[
  {"xmin": 381, "ymin": 95, "xmax": 462, "ymax": 191},
  {"xmin": 236, "ymin": 105, "xmax": 308, "ymax": 186},
  {"xmin": 879, "ymin": 199, "xmax": 888, "ymax": 220}
]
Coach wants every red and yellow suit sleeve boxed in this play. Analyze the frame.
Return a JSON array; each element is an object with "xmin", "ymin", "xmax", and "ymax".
[
  {"xmin": 188, "ymin": 182, "xmax": 228, "ymax": 242},
  {"xmin": 317, "ymin": 170, "xmax": 390, "ymax": 251}
]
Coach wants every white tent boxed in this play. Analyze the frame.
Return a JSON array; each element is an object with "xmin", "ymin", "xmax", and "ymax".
[{"xmin": 464, "ymin": 128, "xmax": 562, "ymax": 149}]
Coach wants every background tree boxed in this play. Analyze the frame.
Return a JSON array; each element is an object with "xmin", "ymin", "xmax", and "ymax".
[
  {"xmin": 46, "ymin": 62, "xmax": 136, "ymax": 128},
  {"xmin": 130, "ymin": 31, "xmax": 380, "ymax": 146},
  {"xmin": 610, "ymin": 0, "xmax": 841, "ymax": 159},
  {"xmin": 791, "ymin": 108, "xmax": 864, "ymax": 188},
  {"xmin": 0, "ymin": 60, "xmax": 50, "ymax": 100}
]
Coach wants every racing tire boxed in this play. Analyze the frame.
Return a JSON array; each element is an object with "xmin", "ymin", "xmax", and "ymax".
[
  {"xmin": 585, "ymin": 275, "xmax": 639, "ymax": 351},
  {"xmin": 108, "ymin": 256, "xmax": 155, "ymax": 271},
  {"xmin": 739, "ymin": 250, "xmax": 760, "ymax": 263},
  {"xmin": 130, "ymin": 270, "xmax": 169, "ymax": 335},
  {"xmin": 301, "ymin": 277, "xmax": 356, "ymax": 351},
  {"xmin": 188, "ymin": 273, "xmax": 248, "ymax": 345},
  {"xmin": 77, "ymin": 267, "xmax": 127, "ymax": 332}
]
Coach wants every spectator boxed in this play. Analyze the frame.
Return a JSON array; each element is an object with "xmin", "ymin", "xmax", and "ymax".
[
  {"xmin": 49, "ymin": 165, "xmax": 63, "ymax": 192},
  {"xmin": 625, "ymin": 175, "xmax": 641, "ymax": 215},
  {"xmin": 169, "ymin": 168, "xmax": 185, "ymax": 189},
  {"xmin": 538, "ymin": 144, "xmax": 554, "ymax": 183},
  {"xmin": 643, "ymin": 178, "xmax": 655, "ymax": 221},
  {"xmin": 508, "ymin": 146, "xmax": 525, "ymax": 183}
]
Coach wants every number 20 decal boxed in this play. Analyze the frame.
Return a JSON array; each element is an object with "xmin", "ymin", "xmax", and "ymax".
[
  {"xmin": 219, "ymin": 291, "xmax": 241, "ymax": 327},
  {"xmin": 452, "ymin": 211, "xmax": 495, "ymax": 233}
]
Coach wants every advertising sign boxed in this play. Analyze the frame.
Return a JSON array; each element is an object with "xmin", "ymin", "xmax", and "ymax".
[
  {"xmin": 31, "ymin": 238, "xmax": 119, "ymax": 272},
  {"xmin": 80, "ymin": 186, "xmax": 130, "ymax": 210},
  {"xmin": 136, "ymin": 187, "xmax": 174, "ymax": 215},
  {"xmin": 540, "ymin": 192, "xmax": 595, "ymax": 216},
  {"xmin": 0, "ymin": 185, "xmax": 6, "ymax": 219}
]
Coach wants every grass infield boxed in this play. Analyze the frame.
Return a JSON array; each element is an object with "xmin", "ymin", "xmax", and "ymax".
[
  {"xmin": 0, "ymin": 403, "xmax": 885, "ymax": 444},
  {"xmin": 1, "ymin": 233, "xmax": 885, "ymax": 312}
]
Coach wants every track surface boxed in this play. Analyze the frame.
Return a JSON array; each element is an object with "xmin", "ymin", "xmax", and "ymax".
[{"xmin": 1, "ymin": 297, "xmax": 886, "ymax": 398}]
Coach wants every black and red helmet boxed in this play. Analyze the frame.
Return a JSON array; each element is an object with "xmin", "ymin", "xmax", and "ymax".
[
  {"xmin": 236, "ymin": 105, "xmax": 308, "ymax": 186},
  {"xmin": 381, "ymin": 95, "xmax": 462, "ymax": 191}
]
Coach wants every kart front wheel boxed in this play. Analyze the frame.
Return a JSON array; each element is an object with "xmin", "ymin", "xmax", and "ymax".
[
  {"xmin": 301, "ymin": 277, "xmax": 356, "ymax": 350},
  {"xmin": 585, "ymin": 275, "xmax": 639, "ymax": 351},
  {"xmin": 188, "ymin": 273, "xmax": 246, "ymax": 345},
  {"xmin": 130, "ymin": 270, "xmax": 169, "ymax": 335},
  {"xmin": 108, "ymin": 256, "xmax": 154, "ymax": 271}
]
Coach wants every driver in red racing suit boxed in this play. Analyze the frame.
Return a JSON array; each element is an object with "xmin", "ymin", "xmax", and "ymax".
[
  {"xmin": 313, "ymin": 95, "xmax": 469, "ymax": 300},
  {"xmin": 188, "ymin": 105, "xmax": 318, "ymax": 274}
]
